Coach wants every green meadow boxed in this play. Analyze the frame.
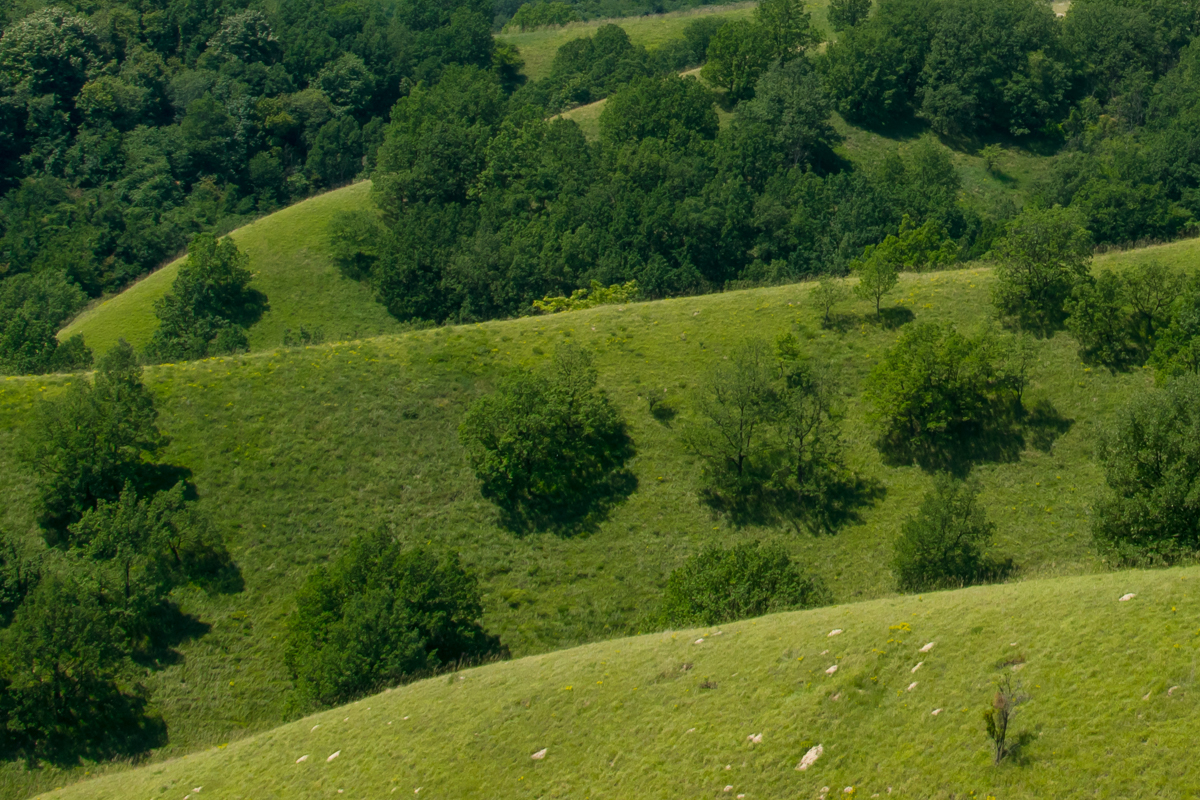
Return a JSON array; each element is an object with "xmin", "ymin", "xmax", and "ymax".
[
  {"xmin": 9, "ymin": 232, "xmax": 1200, "ymax": 796},
  {"xmin": 57, "ymin": 181, "xmax": 404, "ymax": 360},
  {"xmin": 35, "ymin": 565, "xmax": 1200, "ymax": 799}
]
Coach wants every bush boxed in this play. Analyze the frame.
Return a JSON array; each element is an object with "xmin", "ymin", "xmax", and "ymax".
[
  {"xmin": 891, "ymin": 474, "xmax": 1011, "ymax": 591},
  {"xmin": 144, "ymin": 234, "xmax": 268, "ymax": 363},
  {"xmin": 1093, "ymin": 375, "xmax": 1200, "ymax": 564},
  {"xmin": 1150, "ymin": 277, "xmax": 1200, "ymax": 380},
  {"xmin": 661, "ymin": 542, "xmax": 829, "ymax": 626},
  {"xmin": 459, "ymin": 345, "xmax": 635, "ymax": 532},
  {"xmin": 285, "ymin": 530, "xmax": 504, "ymax": 709}
]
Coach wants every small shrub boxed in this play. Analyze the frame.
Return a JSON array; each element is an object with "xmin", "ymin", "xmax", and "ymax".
[
  {"xmin": 982, "ymin": 674, "xmax": 1028, "ymax": 765},
  {"xmin": 991, "ymin": 206, "xmax": 1092, "ymax": 334},
  {"xmin": 891, "ymin": 474, "xmax": 1012, "ymax": 591},
  {"xmin": 810, "ymin": 276, "xmax": 849, "ymax": 327},
  {"xmin": 660, "ymin": 542, "xmax": 829, "ymax": 626},
  {"xmin": 532, "ymin": 280, "xmax": 639, "ymax": 315},
  {"xmin": 282, "ymin": 325, "xmax": 326, "ymax": 347}
]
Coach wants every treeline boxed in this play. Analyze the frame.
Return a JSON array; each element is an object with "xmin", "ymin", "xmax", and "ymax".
[
  {"xmin": 494, "ymin": 0, "xmax": 730, "ymax": 31},
  {"xmin": 0, "ymin": 0, "xmax": 509, "ymax": 374},
  {"xmin": 333, "ymin": 0, "xmax": 1200, "ymax": 329}
]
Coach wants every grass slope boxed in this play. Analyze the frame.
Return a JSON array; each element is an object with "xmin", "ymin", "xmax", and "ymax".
[
  {"xmin": 5, "ymin": 236, "xmax": 1199, "ymax": 797},
  {"xmin": 498, "ymin": 2, "xmax": 760, "ymax": 82},
  {"xmin": 58, "ymin": 181, "xmax": 400, "ymax": 359},
  {"xmin": 38, "ymin": 565, "xmax": 1200, "ymax": 799}
]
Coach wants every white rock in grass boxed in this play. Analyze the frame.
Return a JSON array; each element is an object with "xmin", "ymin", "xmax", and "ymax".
[
  {"xmin": 828, "ymin": 629, "xmax": 843, "ymax": 637},
  {"xmin": 825, "ymin": 664, "xmax": 838, "ymax": 675},
  {"xmin": 747, "ymin": 733, "xmax": 763, "ymax": 744},
  {"xmin": 296, "ymin": 755, "xmax": 309, "ymax": 763},
  {"xmin": 931, "ymin": 708, "xmax": 942, "ymax": 716},
  {"xmin": 695, "ymin": 638, "xmax": 705, "ymax": 645},
  {"xmin": 919, "ymin": 642, "xmax": 935, "ymax": 653},
  {"xmin": 796, "ymin": 744, "xmax": 824, "ymax": 771},
  {"xmin": 1169, "ymin": 686, "xmax": 1181, "ymax": 696},
  {"xmin": 327, "ymin": 750, "xmax": 341, "ymax": 762},
  {"xmin": 907, "ymin": 682, "xmax": 918, "ymax": 692},
  {"xmin": 531, "ymin": 748, "xmax": 548, "ymax": 760},
  {"xmin": 311, "ymin": 724, "xmax": 320, "ymax": 732},
  {"xmin": 911, "ymin": 662, "xmax": 923, "ymax": 673},
  {"xmin": 1119, "ymin": 593, "xmax": 1136, "ymax": 602},
  {"xmin": 724, "ymin": 786, "xmax": 733, "ymax": 792}
]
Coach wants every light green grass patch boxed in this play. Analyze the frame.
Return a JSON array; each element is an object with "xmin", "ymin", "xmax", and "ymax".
[
  {"xmin": 498, "ymin": 2, "xmax": 760, "ymax": 81},
  {"xmin": 58, "ymin": 181, "xmax": 401, "ymax": 358},
  {"xmin": 37, "ymin": 565, "xmax": 1200, "ymax": 799}
]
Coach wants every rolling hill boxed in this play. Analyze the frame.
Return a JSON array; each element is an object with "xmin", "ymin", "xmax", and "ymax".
[
  {"xmin": 34, "ymin": 564, "xmax": 1200, "ymax": 799},
  {"xmin": 57, "ymin": 182, "xmax": 401, "ymax": 360},
  {"xmin": 6, "ymin": 233, "xmax": 1199, "ymax": 797}
]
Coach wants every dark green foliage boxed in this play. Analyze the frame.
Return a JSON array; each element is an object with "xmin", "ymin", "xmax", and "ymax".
[
  {"xmin": 505, "ymin": 2, "xmax": 581, "ymax": 32},
  {"xmin": 661, "ymin": 542, "xmax": 829, "ymax": 626},
  {"xmin": 1150, "ymin": 276, "xmax": 1200, "ymax": 380},
  {"xmin": 828, "ymin": 0, "xmax": 872, "ymax": 31},
  {"xmin": 285, "ymin": 530, "xmax": 503, "ymax": 709},
  {"xmin": 1093, "ymin": 375, "xmax": 1200, "ymax": 564},
  {"xmin": 991, "ymin": 207, "xmax": 1093, "ymax": 334},
  {"xmin": 685, "ymin": 336, "xmax": 875, "ymax": 533},
  {"xmin": 145, "ymin": 234, "xmax": 268, "ymax": 363},
  {"xmin": 864, "ymin": 322, "xmax": 1025, "ymax": 468},
  {"xmin": 0, "ymin": 530, "xmax": 38, "ymax": 628},
  {"xmin": 891, "ymin": 474, "xmax": 1011, "ymax": 591},
  {"xmin": 0, "ymin": 577, "xmax": 166, "ymax": 765},
  {"xmin": 518, "ymin": 24, "xmax": 654, "ymax": 111},
  {"xmin": 459, "ymin": 345, "xmax": 635, "ymax": 532},
  {"xmin": 0, "ymin": 271, "xmax": 92, "ymax": 376},
  {"xmin": 599, "ymin": 74, "xmax": 718, "ymax": 148},
  {"xmin": 21, "ymin": 341, "xmax": 167, "ymax": 534},
  {"xmin": 703, "ymin": 0, "xmax": 821, "ymax": 101}
]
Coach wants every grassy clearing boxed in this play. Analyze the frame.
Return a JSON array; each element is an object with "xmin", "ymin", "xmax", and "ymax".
[
  {"xmin": 4, "ymin": 236, "xmax": 1196, "ymax": 796},
  {"xmin": 58, "ymin": 182, "xmax": 400, "ymax": 359},
  {"xmin": 498, "ymin": 2, "xmax": 760, "ymax": 81},
  {"xmin": 37, "ymin": 564, "xmax": 1200, "ymax": 799}
]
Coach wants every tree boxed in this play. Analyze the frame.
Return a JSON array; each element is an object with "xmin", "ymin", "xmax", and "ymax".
[
  {"xmin": 702, "ymin": 20, "xmax": 775, "ymax": 101},
  {"xmin": 0, "ymin": 530, "xmax": 38, "ymax": 628},
  {"xmin": 828, "ymin": 0, "xmax": 872, "ymax": 31},
  {"xmin": 145, "ymin": 234, "xmax": 267, "ymax": 363},
  {"xmin": 458, "ymin": 345, "xmax": 635, "ymax": 531},
  {"xmin": 1123, "ymin": 261, "xmax": 1187, "ymax": 344},
  {"xmin": 1092, "ymin": 375, "xmax": 1200, "ymax": 564},
  {"xmin": 0, "ymin": 272, "xmax": 92, "ymax": 376},
  {"xmin": 755, "ymin": 0, "xmax": 823, "ymax": 61},
  {"xmin": 991, "ymin": 206, "xmax": 1093, "ymax": 334},
  {"xmin": 891, "ymin": 474, "xmax": 1010, "ymax": 591},
  {"xmin": 599, "ymin": 75, "xmax": 718, "ymax": 149},
  {"xmin": 1065, "ymin": 270, "xmax": 1140, "ymax": 370},
  {"xmin": 285, "ymin": 530, "xmax": 503, "ymax": 708},
  {"xmin": 660, "ymin": 542, "xmax": 828, "ymax": 626},
  {"xmin": 21, "ymin": 341, "xmax": 167, "ymax": 535},
  {"xmin": 810, "ymin": 276, "xmax": 849, "ymax": 326},
  {"xmin": 1150, "ymin": 278, "xmax": 1200, "ymax": 380},
  {"xmin": 851, "ymin": 244, "xmax": 900, "ymax": 316}
]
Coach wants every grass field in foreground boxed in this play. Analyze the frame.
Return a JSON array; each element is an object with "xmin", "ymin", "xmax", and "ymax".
[
  {"xmin": 38, "ymin": 565, "xmax": 1200, "ymax": 799},
  {"xmin": 498, "ymin": 2, "xmax": 760, "ymax": 81},
  {"xmin": 57, "ymin": 181, "xmax": 399, "ymax": 359},
  {"xmin": 5, "ymin": 236, "xmax": 1199, "ymax": 797}
]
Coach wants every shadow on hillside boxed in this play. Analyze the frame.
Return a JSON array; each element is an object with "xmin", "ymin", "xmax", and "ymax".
[
  {"xmin": 879, "ymin": 306, "xmax": 915, "ymax": 330},
  {"xmin": 879, "ymin": 398, "xmax": 1073, "ymax": 476},
  {"xmin": 500, "ymin": 467, "xmax": 639, "ymax": 537},
  {"xmin": 700, "ymin": 472, "xmax": 886, "ymax": 535},
  {"xmin": 132, "ymin": 605, "xmax": 213, "ymax": 670}
]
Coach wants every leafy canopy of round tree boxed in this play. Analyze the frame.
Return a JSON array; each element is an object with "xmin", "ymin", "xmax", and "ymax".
[
  {"xmin": 459, "ymin": 345, "xmax": 635, "ymax": 532},
  {"xmin": 702, "ymin": 0, "xmax": 822, "ymax": 101},
  {"xmin": 828, "ymin": 0, "xmax": 872, "ymax": 31},
  {"xmin": 1093, "ymin": 375, "xmax": 1200, "ymax": 565},
  {"xmin": 891, "ymin": 474, "xmax": 1011, "ymax": 591},
  {"xmin": 661, "ymin": 542, "xmax": 829, "ymax": 626},
  {"xmin": 285, "ymin": 530, "xmax": 503, "ymax": 709},
  {"xmin": 991, "ymin": 206, "xmax": 1093, "ymax": 335},
  {"xmin": 145, "ymin": 234, "xmax": 268, "ymax": 363},
  {"xmin": 1150, "ymin": 275, "xmax": 1200, "ymax": 380}
]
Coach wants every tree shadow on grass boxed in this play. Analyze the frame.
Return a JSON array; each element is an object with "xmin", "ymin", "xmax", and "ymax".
[
  {"xmin": 498, "ymin": 467, "xmax": 639, "ymax": 538},
  {"xmin": 133, "ymin": 603, "xmax": 213, "ymax": 670},
  {"xmin": 1006, "ymin": 727, "xmax": 1041, "ymax": 767},
  {"xmin": 878, "ymin": 306, "xmax": 916, "ymax": 330},
  {"xmin": 700, "ymin": 471, "xmax": 887, "ymax": 535},
  {"xmin": 1021, "ymin": 398, "xmax": 1074, "ymax": 453}
]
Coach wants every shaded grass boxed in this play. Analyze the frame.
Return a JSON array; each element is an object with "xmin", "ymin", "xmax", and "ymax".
[
  {"xmin": 36, "ymin": 564, "xmax": 1200, "ymax": 799},
  {"xmin": 57, "ymin": 182, "xmax": 402, "ymax": 359},
  {"xmin": 4, "ymin": 238, "xmax": 1197, "ymax": 795}
]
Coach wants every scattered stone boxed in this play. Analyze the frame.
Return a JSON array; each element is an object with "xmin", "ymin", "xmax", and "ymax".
[
  {"xmin": 1011, "ymin": 663, "xmax": 1025, "ymax": 672},
  {"xmin": 844, "ymin": 787, "xmax": 855, "ymax": 794},
  {"xmin": 1120, "ymin": 593, "xmax": 1136, "ymax": 602},
  {"xmin": 796, "ymin": 744, "xmax": 824, "ymax": 771},
  {"xmin": 919, "ymin": 642, "xmax": 935, "ymax": 653},
  {"xmin": 830, "ymin": 692, "xmax": 841, "ymax": 702},
  {"xmin": 725, "ymin": 765, "xmax": 732, "ymax": 770},
  {"xmin": 327, "ymin": 751, "xmax": 341, "ymax": 762},
  {"xmin": 695, "ymin": 638, "xmax": 705, "ymax": 645},
  {"xmin": 747, "ymin": 733, "xmax": 763, "ymax": 744},
  {"xmin": 907, "ymin": 682, "xmax": 918, "ymax": 692},
  {"xmin": 1169, "ymin": 686, "xmax": 1181, "ymax": 696},
  {"xmin": 828, "ymin": 629, "xmax": 843, "ymax": 637},
  {"xmin": 1143, "ymin": 692, "xmax": 1152, "ymax": 701},
  {"xmin": 931, "ymin": 708, "xmax": 942, "ymax": 716},
  {"xmin": 311, "ymin": 725, "xmax": 320, "ymax": 732},
  {"xmin": 686, "ymin": 728, "xmax": 696, "ymax": 733},
  {"xmin": 820, "ymin": 649, "xmax": 829, "ymax": 656},
  {"xmin": 724, "ymin": 786, "xmax": 734, "ymax": 792},
  {"xmin": 825, "ymin": 664, "xmax": 838, "ymax": 675},
  {"xmin": 911, "ymin": 662, "xmax": 923, "ymax": 673},
  {"xmin": 296, "ymin": 755, "xmax": 309, "ymax": 763},
  {"xmin": 531, "ymin": 748, "xmax": 548, "ymax": 760}
]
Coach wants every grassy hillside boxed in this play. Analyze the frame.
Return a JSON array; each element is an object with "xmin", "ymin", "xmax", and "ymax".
[
  {"xmin": 6, "ymin": 235, "xmax": 1199, "ymax": 797},
  {"xmin": 498, "ymin": 2, "xmax": 760, "ymax": 81},
  {"xmin": 36, "ymin": 564, "xmax": 1200, "ymax": 799},
  {"xmin": 57, "ymin": 182, "xmax": 400, "ymax": 359}
]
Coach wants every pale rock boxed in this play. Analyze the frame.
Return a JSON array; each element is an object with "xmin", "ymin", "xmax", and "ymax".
[
  {"xmin": 747, "ymin": 733, "xmax": 763, "ymax": 744},
  {"xmin": 826, "ymin": 664, "xmax": 838, "ymax": 675},
  {"xmin": 931, "ymin": 708, "xmax": 942, "ymax": 716},
  {"xmin": 796, "ymin": 744, "xmax": 824, "ymax": 771},
  {"xmin": 327, "ymin": 750, "xmax": 341, "ymax": 762},
  {"xmin": 919, "ymin": 642, "xmax": 935, "ymax": 653},
  {"xmin": 1119, "ymin": 593, "xmax": 1136, "ymax": 602},
  {"xmin": 907, "ymin": 682, "xmax": 918, "ymax": 692},
  {"xmin": 828, "ymin": 629, "xmax": 843, "ymax": 637},
  {"xmin": 531, "ymin": 748, "xmax": 548, "ymax": 760},
  {"xmin": 296, "ymin": 755, "xmax": 309, "ymax": 763},
  {"xmin": 911, "ymin": 662, "xmax": 923, "ymax": 673}
]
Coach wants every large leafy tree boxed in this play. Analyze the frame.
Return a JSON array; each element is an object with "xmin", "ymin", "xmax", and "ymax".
[
  {"xmin": 145, "ymin": 233, "xmax": 267, "ymax": 363},
  {"xmin": 285, "ymin": 530, "xmax": 503, "ymax": 708},
  {"xmin": 991, "ymin": 206, "xmax": 1093, "ymax": 334}
]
